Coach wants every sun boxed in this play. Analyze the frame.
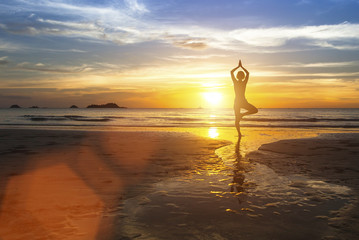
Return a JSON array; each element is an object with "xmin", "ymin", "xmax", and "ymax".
[{"xmin": 202, "ymin": 92, "xmax": 223, "ymax": 107}]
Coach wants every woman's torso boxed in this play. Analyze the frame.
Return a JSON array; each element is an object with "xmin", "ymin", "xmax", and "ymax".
[{"xmin": 234, "ymin": 80, "xmax": 247, "ymax": 102}]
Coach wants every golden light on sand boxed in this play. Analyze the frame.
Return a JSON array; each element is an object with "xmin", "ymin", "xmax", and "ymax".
[{"xmin": 202, "ymin": 92, "xmax": 223, "ymax": 107}]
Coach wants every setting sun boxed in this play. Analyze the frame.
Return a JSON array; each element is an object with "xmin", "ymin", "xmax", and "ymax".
[{"xmin": 203, "ymin": 92, "xmax": 223, "ymax": 107}]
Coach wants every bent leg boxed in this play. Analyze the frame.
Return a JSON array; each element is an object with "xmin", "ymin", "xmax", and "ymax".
[{"xmin": 241, "ymin": 102, "xmax": 258, "ymax": 118}]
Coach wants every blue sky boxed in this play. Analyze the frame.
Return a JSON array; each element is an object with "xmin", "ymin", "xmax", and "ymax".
[{"xmin": 0, "ymin": 0, "xmax": 358, "ymax": 108}]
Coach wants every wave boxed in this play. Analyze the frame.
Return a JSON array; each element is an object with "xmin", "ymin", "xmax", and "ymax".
[
  {"xmin": 147, "ymin": 116, "xmax": 359, "ymax": 123},
  {"xmin": 22, "ymin": 114, "xmax": 359, "ymax": 123},
  {"xmin": 104, "ymin": 116, "xmax": 126, "ymax": 119},
  {"xmin": 19, "ymin": 114, "xmax": 359, "ymax": 128},
  {"xmin": 147, "ymin": 116, "xmax": 204, "ymax": 122},
  {"xmin": 243, "ymin": 117, "xmax": 359, "ymax": 122},
  {"xmin": 23, "ymin": 115, "xmax": 111, "ymax": 122},
  {"xmin": 2, "ymin": 122, "xmax": 359, "ymax": 128}
]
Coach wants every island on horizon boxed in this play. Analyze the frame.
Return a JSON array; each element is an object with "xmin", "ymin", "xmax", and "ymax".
[
  {"xmin": 86, "ymin": 103, "xmax": 126, "ymax": 109},
  {"xmin": 9, "ymin": 104, "xmax": 21, "ymax": 108}
]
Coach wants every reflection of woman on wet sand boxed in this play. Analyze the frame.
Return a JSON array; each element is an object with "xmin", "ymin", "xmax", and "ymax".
[
  {"xmin": 231, "ymin": 137, "xmax": 245, "ymax": 192},
  {"xmin": 231, "ymin": 60, "xmax": 258, "ymax": 136}
]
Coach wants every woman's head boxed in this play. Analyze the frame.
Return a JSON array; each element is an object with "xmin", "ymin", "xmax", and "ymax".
[{"xmin": 236, "ymin": 71, "xmax": 245, "ymax": 80}]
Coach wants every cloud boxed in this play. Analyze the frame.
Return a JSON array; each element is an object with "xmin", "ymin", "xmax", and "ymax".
[
  {"xmin": 0, "ymin": 94, "xmax": 31, "ymax": 100},
  {"xmin": 37, "ymin": 18, "xmax": 100, "ymax": 31},
  {"xmin": 296, "ymin": 0, "xmax": 312, "ymax": 5},
  {"xmin": 16, "ymin": 62, "xmax": 93, "ymax": 74},
  {"xmin": 312, "ymin": 40, "xmax": 359, "ymax": 50},
  {"xmin": 124, "ymin": 0, "xmax": 149, "ymax": 14},
  {"xmin": 2, "ymin": 1, "xmax": 358, "ymax": 52},
  {"xmin": 56, "ymin": 87, "xmax": 113, "ymax": 93},
  {"xmin": 278, "ymin": 61, "xmax": 359, "ymax": 68},
  {"xmin": 168, "ymin": 54, "xmax": 227, "ymax": 60},
  {"xmin": 1, "ymin": 0, "xmax": 149, "ymax": 39},
  {"xmin": 230, "ymin": 22, "xmax": 359, "ymax": 49},
  {"xmin": 35, "ymin": 48, "xmax": 87, "ymax": 53},
  {"xmin": 0, "ymin": 39, "xmax": 22, "ymax": 52},
  {"xmin": 0, "ymin": 56, "xmax": 9, "ymax": 65},
  {"xmin": 171, "ymin": 38, "xmax": 208, "ymax": 50}
]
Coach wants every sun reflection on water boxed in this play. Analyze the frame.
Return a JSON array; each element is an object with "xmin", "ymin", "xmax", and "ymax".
[
  {"xmin": 209, "ymin": 114, "xmax": 217, "ymax": 125},
  {"xmin": 208, "ymin": 127, "xmax": 219, "ymax": 138}
]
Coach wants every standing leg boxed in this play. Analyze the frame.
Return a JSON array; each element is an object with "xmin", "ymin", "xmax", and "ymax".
[
  {"xmin": 234, "ymin": 106, "xmax": 242, "ymax": 136},
  {"xmin": 235, "ymin": 115, "xmax": 241, "ymax": 136}
]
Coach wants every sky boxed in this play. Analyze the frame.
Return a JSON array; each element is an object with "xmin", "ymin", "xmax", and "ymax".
[{"xmin": 0, "ymin": 0, "xmax": 359, "ymax": 108}]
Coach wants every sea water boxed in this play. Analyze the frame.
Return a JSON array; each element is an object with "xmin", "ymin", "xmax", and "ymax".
[{"xmin": 0, "ymin": 108, "xmax": 358, "ymax": 128}]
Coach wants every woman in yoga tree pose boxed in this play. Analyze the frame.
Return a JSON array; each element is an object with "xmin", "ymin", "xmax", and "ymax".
[{"xmin": 231, "ymin": 60, "xmax": 258, "ymax": 136}]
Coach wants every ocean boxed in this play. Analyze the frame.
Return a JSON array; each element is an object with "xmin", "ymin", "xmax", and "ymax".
[{"xmin": 0, "ymin": 108, "xmax": 358, "ymax": 129}]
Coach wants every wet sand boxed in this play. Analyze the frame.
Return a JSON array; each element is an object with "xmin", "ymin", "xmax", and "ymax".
[
  {"xmin": 0, "ymin": 129, "xmax": 228, "ymax": 239},
  {"xmin": 248, "ymin": 133, "xmax": 359, "ymax": 240},
  {"xmin": 0, "ymin": 128, "xmax": 358, "ymax": 239}
]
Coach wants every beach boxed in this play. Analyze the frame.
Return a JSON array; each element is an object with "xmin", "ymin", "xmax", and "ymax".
[
  {"xmin": 0, "ymin": 127, "xmax": 358, "ymax": 239},
  {"xmin": 1, "ymin": 0, "xmax": 359, "ymax": 239},
  {"xmin": 248, "ymin": 133, "xmax": 359, "ymax": 239}
]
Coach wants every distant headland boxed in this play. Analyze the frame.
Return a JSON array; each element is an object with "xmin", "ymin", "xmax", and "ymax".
[
  {"xmin": 86, "ymin": 103, "xmax": 126, "ymax": 109},
  {"xmin": 10, "ymin": 104, "xmax": 21, "ymax": 108},
  {"xmin": 8, "ymin": 102, "xmax": 126, "ymax": 109}
]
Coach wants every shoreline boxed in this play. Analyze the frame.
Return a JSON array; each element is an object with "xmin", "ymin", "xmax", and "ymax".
[
  {"xmin": 247, "ymin": 132, "xmax": 359, "ymax": 239},
  {"xmin": 0, "ymin": 128, "xmax": 358, "ymax": 239},
  {"xmin": 248, "ymin": 132, "xmax": 359, "ymax": 190},
  {"xmin": 0, "ymin": 129, "xmax": 229, "ymax": 239}
]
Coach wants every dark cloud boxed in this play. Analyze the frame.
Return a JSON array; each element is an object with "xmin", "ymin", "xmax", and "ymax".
[
  {"xmin": 0, "ymin": 88, "xmax": 58, "ymax": 93},
  {"xmin": 56, "ymin": 87, "xmax": 113, "ymax": 93},
  {"xmin": 0, "ymin": 87, "xmax": 156, "ymax": 108},
  {"xmin": 0, "ymin": 94, "xmax": 31, "ymax": 100},
  {"xmin": 0, "ymin": 56, "xmax": 9, "ymax": 65},
  {"xmin": 0, "ymin": 59, "xmax": 9, "ymax": 65}
]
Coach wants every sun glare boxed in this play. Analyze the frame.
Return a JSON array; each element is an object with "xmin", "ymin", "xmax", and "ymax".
[
  {"xmin": 203, "ymin": 92, "xmax": 223, "ymax": 107},
  {"xmin": 208, "ymin": 127, "xmax": 219, "ymax": 139}
]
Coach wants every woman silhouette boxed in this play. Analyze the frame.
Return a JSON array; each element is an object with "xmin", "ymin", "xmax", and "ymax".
[{"xmin": 231, "ymin": 60, "xmax": 258, "ymax": 136}]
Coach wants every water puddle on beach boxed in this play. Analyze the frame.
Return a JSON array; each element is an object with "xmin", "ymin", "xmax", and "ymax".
[{"xmin": 117, "ymin": 128, "xmax": 356, "ymax": 239}]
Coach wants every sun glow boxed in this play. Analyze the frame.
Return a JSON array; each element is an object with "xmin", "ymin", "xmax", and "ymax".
[
  {"xmin": 208, "ymin": 127, "xmax": 219, "ymax": 139},
  {"xmin": 203, "ymin": 92, "xmax": 223, "ymax": 107}
]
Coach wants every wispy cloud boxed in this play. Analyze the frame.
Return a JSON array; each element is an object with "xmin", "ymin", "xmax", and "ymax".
[
  {"xmin": 171, "ymin": 38, "xmax": 208, "ymax": 50},
  {"xmin": 230, "ymin": 22, "xmax": 359, "ymax": 48},
  {"xmin": 0, "ymin": 39, "xmax": 22, "ymax": 52},
  {"xmin": 124, "ymin": 0, "xmax": 149, "ymax": 14},
  {"xmin": 0, "ymin": 94, "xmax": 31, "ymax": 100},
  {"xmin": 253, "ymin": 70, "xmax": 359, "ymax": 79},
  {"xmin": 0, "ymin": 0, "xmax": 358, "ymax": 108},
  {"xmin": 37, "ymin": 48, "xmax": 87, "ymax": 53},
  {"xmin": 277, "ymin": 61, "xmax": 359, "ymax": 68},
  {"xmin": 2, "ymin": 1, "xmax": 359, "ymax": 53},
  {"xmin": 0, "ymin": 56, "xmax": 9, "ymax": 65},
  {"xmin": 168, "ymin": 54, "xmax": 228, "ymax": 60},
  {"xmin": 16, "ymin": 62, "xmax": 93, "ymax": 74}
]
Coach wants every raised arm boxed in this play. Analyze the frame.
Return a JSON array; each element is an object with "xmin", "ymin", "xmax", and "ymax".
[
  {"xmin": 230, "ymin": 60, "xmax": 241, "ymax": 82},
  {"xmin": 241, "ymin": 62, "xmax": 249, "ymax": 83}
]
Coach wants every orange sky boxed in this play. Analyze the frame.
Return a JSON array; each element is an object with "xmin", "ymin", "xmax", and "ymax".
[{"xmin": 0, "ymin": 1, "xmax": 359, "ymax": 108}]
